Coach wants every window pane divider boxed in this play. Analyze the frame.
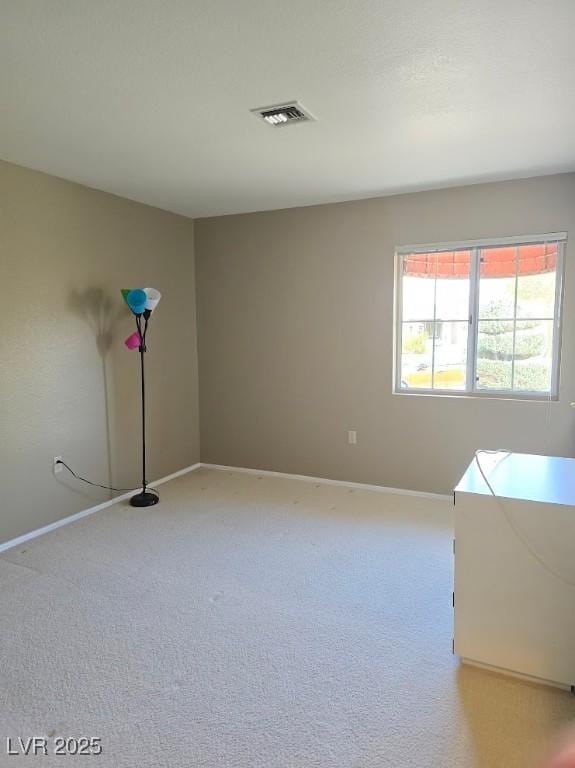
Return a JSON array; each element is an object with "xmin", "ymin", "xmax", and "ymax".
[
  {"xmin": 550, "ymin": 241, "xmax": 566, "ymax": 396},
  {"xmin": 431, "ymin": 255, "xmax": 437, "ymax": 389},
  {"xmin": 403, "ymin": 318, "xmax": 469, "ymax": 323},
  {"xmin": 478, "ymin": 317, "xmax": 555, "ymax": 322},
  {"xmin": 468, "ymin": 247, "xmax": 480, "ymax": 393},
  {"xmin": 510, "ymin": 246, "xmax": 519, "ymax": 390},
  {"xmin": 395, "ymin": 253, "xmax": 404, "ymax": 393}
]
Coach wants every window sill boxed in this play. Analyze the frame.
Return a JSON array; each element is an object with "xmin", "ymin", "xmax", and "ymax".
[{"xmin": 393, "ymin": 388, "xmax": 558, "ymax": 403}]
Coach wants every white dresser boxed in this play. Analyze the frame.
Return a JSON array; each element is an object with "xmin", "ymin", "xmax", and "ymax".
[{"xmin": 454, "ymin": 452, "xmax": 575, "ymax": 690}]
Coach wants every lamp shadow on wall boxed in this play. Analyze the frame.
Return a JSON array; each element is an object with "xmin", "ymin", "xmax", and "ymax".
[{"xmin": 68, "ymin": 286, "xmax": 125, "ymax": 496}]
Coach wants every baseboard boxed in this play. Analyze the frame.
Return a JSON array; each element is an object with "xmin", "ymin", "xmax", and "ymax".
[
  {"xmin": 0, "ymin": 461, "xmax": 448, "ymax": 555},
  {"xmin": 200, "ymin": 463, "xmax": 451, "ymax": 501},
  {"xmin": 150, "ymin": 463, "xmax": 202, "ymax": 488},
  {"xmin": 0, "ymin": 462, "xmax": 202, "ymax": 555},
  {"xmin": 460, "ymin": 657, "xmax": 572, "ymax": 692}
]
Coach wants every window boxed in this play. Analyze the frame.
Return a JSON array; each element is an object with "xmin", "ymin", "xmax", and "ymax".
[{"xmin": 395, "ymin": 234, "xmax": 566, "ymax": 398}]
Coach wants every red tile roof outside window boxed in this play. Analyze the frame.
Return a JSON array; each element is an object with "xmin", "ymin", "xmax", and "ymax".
[{"xmin": 403, "ymin": 243, "xmax": 557, "ymax": 279}]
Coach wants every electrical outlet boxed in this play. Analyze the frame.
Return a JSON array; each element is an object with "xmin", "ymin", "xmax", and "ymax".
[
  {"xmin": 53, "ymin": 456, "xmax": 63, "ymax": 475},
  {"xmin": 347, "ymin": 430, "xmax": 357, "ymax": 445}
]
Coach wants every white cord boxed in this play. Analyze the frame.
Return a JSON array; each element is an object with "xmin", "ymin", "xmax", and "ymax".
[
  {"xmin": 474, "ymin": 449, "xmax": 575, "ymax": 588},
  {"xmin": 470, "ymin": 239, "xmax": 572, "ymax": 584},
  {"xmin": 473, "ymin": 449, "xmax": 511, "ymax": 496}
]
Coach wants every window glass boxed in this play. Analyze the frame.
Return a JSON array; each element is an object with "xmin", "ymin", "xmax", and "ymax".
[
  {"xmin": 397, "ymin": 238, "xmax": 562, "ymax": 397},
  {"xmin": 401, "ymin": 322, "xmax": 432, "ymax": 389},
  {"xmin": 401, "ymin": 255, "xmax": 435, "ymax": 321},
  {"xmin": 435, "ymin": 251, "xmax": 471, "ymax": 321},
  {"xmin": 476, "ymin": 319, "xmax": 513, "ymax": 390},
  {"xmin": 513, "ymin": 319, "xmax": 554, "ymax": 392},
  {"xmin": 516, "ymin": 243, "xmax": 557, "ymax": 319},
  {"xmin": 400, "ymin": 250, "xmax": 471, "ymax": 391},
  {"xmin": 433, "ymin": 321, "xmax": 468, "ymax": 390}
]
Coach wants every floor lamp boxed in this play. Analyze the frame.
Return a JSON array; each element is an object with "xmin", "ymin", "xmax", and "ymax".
[{"xmin": 122, "ymin": 287, "xmax": 162, "ymax": 507}]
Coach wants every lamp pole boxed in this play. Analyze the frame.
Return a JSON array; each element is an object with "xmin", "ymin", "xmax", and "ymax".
[{"xmin": 130, "ymin": 310, "xmax": 159, "ymax": 507}]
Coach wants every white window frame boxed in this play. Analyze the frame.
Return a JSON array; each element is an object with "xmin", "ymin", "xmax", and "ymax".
[{"xmin": 394, "ymin": 233, "xmax": 567, "ymax": 400}]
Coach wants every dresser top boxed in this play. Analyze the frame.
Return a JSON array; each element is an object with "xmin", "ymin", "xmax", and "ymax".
[{"xmin": 455, "ymin": 452, "xmax": 575, "ymax": 506}]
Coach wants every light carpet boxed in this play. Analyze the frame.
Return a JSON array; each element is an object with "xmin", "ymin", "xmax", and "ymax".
[{"xmin": 1, "ymin": 468, "xmax": 574, "ymax": 767}]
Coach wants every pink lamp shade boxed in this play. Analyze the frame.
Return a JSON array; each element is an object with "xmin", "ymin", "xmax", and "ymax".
[{"xmin": 124, "ymin": 331, "xmax": 142, "ymax": 350}]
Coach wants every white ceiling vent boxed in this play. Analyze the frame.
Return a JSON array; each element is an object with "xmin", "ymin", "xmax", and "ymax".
[{"xmin": 251, "ymin": 102, "xmax": 315, "ymax": 127}]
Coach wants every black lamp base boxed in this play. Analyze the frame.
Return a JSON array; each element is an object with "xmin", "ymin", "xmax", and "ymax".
[{"xmin": 130, "ymin": 490, "xmax": 159, "ymax": 507}]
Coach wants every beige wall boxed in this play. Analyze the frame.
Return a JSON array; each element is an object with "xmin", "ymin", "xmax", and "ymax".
[
  {"xmin": 1, "ymin": 160, "xmax": 199, "ymax": 542},
  {"xmin": 196, "ymin": 173, "xmax": 575, "ymax": 494}
]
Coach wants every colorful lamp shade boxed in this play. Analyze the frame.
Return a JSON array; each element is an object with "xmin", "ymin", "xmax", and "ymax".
[
  {"xmin": 124, "ymin": 331, "xmax": 142, "ymax": 350},
  {"xmin": 144, "ymin": 287, "xmax": 161, "ymax": 311},
  {"xmin": 121, "ymin": 287, "xmax": 161, "ymax": 314},
  {"xmin": 125, "ymin": 288, "xmax": 147, "ymax": 315}
]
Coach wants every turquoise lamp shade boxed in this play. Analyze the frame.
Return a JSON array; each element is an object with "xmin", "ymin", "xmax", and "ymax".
[
  {"xmin": 144, "ymin": 287, "xmax": 161, "ymax": 312},
  {"xmin": 126, "ymin": 288, "xmax": 147, "ymax": 315}
]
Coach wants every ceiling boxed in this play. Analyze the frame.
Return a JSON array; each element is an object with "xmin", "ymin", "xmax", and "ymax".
[{"xmin": 1, "ymin": 1, "xmax": 575, "ymax": 219}]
